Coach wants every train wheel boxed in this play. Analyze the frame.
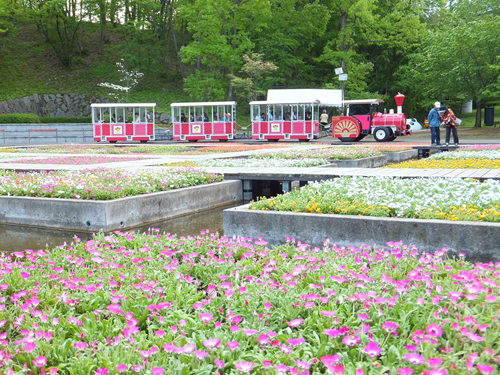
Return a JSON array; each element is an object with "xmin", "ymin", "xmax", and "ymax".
[
  {"xmin": 298, "ymin": 139, "xmax": 310, "ymax": 142},
  {"xmin": 267, "ymin": 139, "xmax": 279, "ymax": 142},
  {"xmin": 219, "ymin": 139, "xmax": 228, "ymax": 142},
  {"xmin": 373, "ymin": 128, "xmax": 391, "ymax": 142},
  {"xmin": 140, "ymin": 140, "xmax": 148, "ymax": 144},
  {"xmin": 188, "ymin": 140, "xmax": 198, "ymax": 143},
  {"xmin": 109, "ymin": 141, "xmax": 117, "ymax": 144},
  {"xmin": 387, "ymin": 135, "xmax": 397, "ymax": 141}
]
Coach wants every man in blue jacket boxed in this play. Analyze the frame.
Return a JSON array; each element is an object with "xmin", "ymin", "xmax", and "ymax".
[{"xmin": 428, "ymin": 102, "xmax": 442, "ymax": 146}]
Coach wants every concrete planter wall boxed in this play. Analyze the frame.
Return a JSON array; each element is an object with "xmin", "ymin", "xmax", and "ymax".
[
  {"xmin": 0, "ymin": 180, "xmax": 242, "ymax": 232},
  {"xmin": 224, "ymin": 205, "xmax": 500, "ymax": 262},
  {"xmin": 384, "ymin": 150, "xmax": 418, "ymax": 163},
  {"xmin": 328, "ymin": 155, "xmax": 387, "ymax": 168}
]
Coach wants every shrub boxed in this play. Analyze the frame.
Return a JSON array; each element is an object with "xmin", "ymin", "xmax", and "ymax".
[
  {"xmin": 0, "ymin": 113, "xmax": 40, "ymax": 123},
  {"xmin": 38, "ymin": 116, "xmax": 92, "ymax": 123}
]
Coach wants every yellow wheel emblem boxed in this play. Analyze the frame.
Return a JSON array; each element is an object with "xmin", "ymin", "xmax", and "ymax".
[{"xmin": 333, "ymin": 118, "xmax": 360, "ymax": 137}]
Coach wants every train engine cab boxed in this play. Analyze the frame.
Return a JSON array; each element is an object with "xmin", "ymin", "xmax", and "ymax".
[
  {"xmin": 171, "ymin": 101, "xmax": 236, "ymax": 142},
  {"xmin": 332, "ymin": 93, "xmax": 410, "ymax": 142}
]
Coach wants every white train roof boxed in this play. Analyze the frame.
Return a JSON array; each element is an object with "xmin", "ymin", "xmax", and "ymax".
[
  {"xmin": 253, "ymin": 89, "xmax": 342, "ymax": 106},
  {"xmin": 342, "ymin": 99, "xmax": 385, "ymax": 105},
  {"xmin": 170, "ymin": 101, "xmax": 237, "ymax": 107},
  {"xmin": 91, "ymin": 103, "xmax": 156, "ymax": 107}
]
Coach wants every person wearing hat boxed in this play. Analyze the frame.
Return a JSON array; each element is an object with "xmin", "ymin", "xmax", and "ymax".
[
  {"xmin": 320, "ymin": 109, "xmax": 329, "ymax": 136},
  {"xmin": 428, "ymin": 101, "xmax": 442, "ymax": 146}
]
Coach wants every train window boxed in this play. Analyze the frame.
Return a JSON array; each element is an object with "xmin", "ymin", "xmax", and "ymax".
[
  {"xmin": 312, "ymin": 104, "xmax": 319, "ymax": 121},
  {"xmin": 173, "ymin": 107, "xmax": 181, "ymax": 123},
  {"xmin": 274, "ymin": 105, "xmax": 283, "ymax": 121},
  {"xmin": 283, "ymin": 105, "xmax": 291, "ymax": 121},
  {"xmin": 291, "ymin": 105, "xmax": 299, "ymax": 121},
  {"xmin": 348, "ymin": 104, "xmax": 370, "ymax": 116},
  {"xmin": 304, "ymin": 104, "xmax": 312, "ymax": 121},
  {"xmin": 252, "ymin": 105, "xmax": 260, "ymax": 121}
]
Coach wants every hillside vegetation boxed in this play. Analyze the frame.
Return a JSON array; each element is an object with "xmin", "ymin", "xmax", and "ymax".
[{"xmin": 0, "ymin": 0, "xmax": 498, "ymax": 126}]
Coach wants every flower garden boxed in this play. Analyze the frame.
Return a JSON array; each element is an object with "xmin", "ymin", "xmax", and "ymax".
[
  {"xmin": 6, "ymin": 156, "xmax": 148, "ymax": 165},
  {"xmin": 387, "ymin": 149, "xmax": 500, "ymax": 169},
  {"xmin": 0, "ymin": 231, "xmax": 498, "ymax": 375},
  {"xmin": 11, "ymin": 144, "xmax": 292, "ymax": 155},
  {"xmin": 0, "ymin": 168, "xmax": 223, "ymax": 200},
  {"xmin": 248, "ymin": 176, "xmax": 500, "ymax": 222}
]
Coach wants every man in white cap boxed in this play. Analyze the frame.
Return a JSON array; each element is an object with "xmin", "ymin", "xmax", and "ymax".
[{"xmin": 428, "ymin": 101, "xmax": 442, "ymax": 146}]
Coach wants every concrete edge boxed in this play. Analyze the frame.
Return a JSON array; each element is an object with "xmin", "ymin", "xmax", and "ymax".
[
  {"xmin": 223, "ymin": 204, "xmax": 500, "ymax": 262},
  {"xmin": 0, "ymin": 180, "xmax": 242, "ymax": 232}
]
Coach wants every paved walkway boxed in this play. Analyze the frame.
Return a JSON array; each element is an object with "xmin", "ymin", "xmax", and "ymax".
[{"xmin": 1, "ymin": 143, "xmax": 499, "ymax": 180}]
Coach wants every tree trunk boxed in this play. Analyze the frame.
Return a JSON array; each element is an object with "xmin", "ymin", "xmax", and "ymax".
[
  {"xmin": 474, "ymin": 101, "xmax": 482, "ymax": 128},
  {"xmin": 166, "ymin": 0, "xmax": 185, "ymax": 79},
  {"xmin": 99, "ymin": 0, "xmax": 107, "ymax": 43}
]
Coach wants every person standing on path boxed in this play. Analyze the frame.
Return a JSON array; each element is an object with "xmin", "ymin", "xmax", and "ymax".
[
  {"xmin": 442, "ymin": 107, "xmax": 459, "ymax": 146},
  {"xmin": 428, "ymin": 101, "xmax": 442, "ymax": 146}
]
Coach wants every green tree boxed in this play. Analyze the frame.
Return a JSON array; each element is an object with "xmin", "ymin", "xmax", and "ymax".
[
  {"xmin": 231, "ymin": 53, "xmax": 278, "ymax": 104},
  {"xmin": 256, "ymin": 0, "xmax": 329, "ymax": 84},
  {"xmin": 27, "ymin": 0, "xmax": 87, "ymax": 67},
  {"xmin": 0, "ymin": 0, "xmax": 19, "ymax": 54},
  {"xmin": 319, "ymin": 0, "xmax": 426, "ymax": 96},
  {"xmin": 179, "ymin": 0, "xmax": 271, "ymax": 101},
  {"xmin": 397, "ymin": 15, "xmax": 500, "ymax": 127}
]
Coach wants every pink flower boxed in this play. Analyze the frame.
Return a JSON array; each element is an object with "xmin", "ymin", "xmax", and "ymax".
[
  {"xmin": 321, "ymin": 355, "xmax": 341, "ymax": 366},
  {"xmin": 397, "ymin": 369, "xmax": 414, "ymax": 375},
  {"xmin": 33, "ymin": 356, "xmax": 47, "ymax": 368},
  {"xmin": 364, "ymin": 342, "xmax": 381, "ymax": 357},
  {"xmin": 117, "ymin": 365, "xmax": 127, "ymax": 373},
  {"xmin": 203, "ymin": 338, "xmax": 221, "ymax": 348},
  {"xmin": 405, "ymin": 353, "xmax": 425, "ymax": 365},
  {"xmin": 242, "ymin": 329, "xmax": 258, "ymax": 336},
  {"xmin": 295, "ymin": 360, "xmax": 310, "ymax": 370},
  {"xmin": 25, "ymin": 342, "xmax": 36, "ymax": 353},
  {"xmin": 477, "ymin": 364, "xmax": 496, "ymax": 374},
  {"xmin": 195, "ymin": 350, "xmax": 208, "ymax": 359},
  {"xmin": 330, "ymin": 366, "xmax": 345, "ymax": 375},
  {"xmin": 264, "ymin": 302, "xmax": 272, "ymax": 310},
  {"xmin": 74, "ymin": 342, "xmax": 88, "ymax": 350},
  {"xmin": 155, "ymin": 330, "xmax": 165, "ymax": 337},
  {"xmin": 287, "ymin": 338, "xmax": 306, "ymax": 346},
  {"xmin": 288, "ymin": 319, "xmax": 303, "ymax": 327},
  {"xmin": 357, "ymin": 314, "xmax": 370, "ymax": 321},
  {"xmin": 151, "ymin": 368, "xmax": 164, "ymax": 375},
  {"xmin": 274, "ymin": 364, "xmax": 290, "ymax": 373},
  {"xmin": 382, "ymin": 321, "xmax": 398, "ymax": 332},
  {"xmin": 199, "ymin": 313, "xmax": 214, "ymax": 323},
  {"xmin": 95, "ymin": 369, "xmax": 108, "ymax": 375},
  {"xmin": 263, "ymin": 361, "xmax": 272, "ymax": 369},
  {"xmin": 342, "ymin": 335, "xmax": 360, "ymax": 346},
  {"xmin": 235, "ymin": 361, "xmax": 254, "ymax": 373},
  {"xmin": 426, "ymin": 323, "xmax": 442, "ymax": 337},
  {"xmin": 428, "ymin": 358, "xmax": 442, "ymax": 368},
  {"xmin": 181, "ymin": 345, "xmax": 196, "ymax": 353},
  {"xmin": 214, "ymin": 359, "xmax": 224, "ymax": 369},
  {"xmin": 323, "ymin": 329, "xmax": 341, "ymax": 338},
  {"xmin": 227, "ymin": 341, "xmax": 240, "ymax": 350}
]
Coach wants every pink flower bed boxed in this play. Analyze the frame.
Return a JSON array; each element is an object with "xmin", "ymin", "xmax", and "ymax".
[
  {"xmin": 7, "ymin": 155, "xmax": 146, "ymax": 165},
  {"xmin": 0, "ymin": 232, "xmax": 498, "ymax": 375}
]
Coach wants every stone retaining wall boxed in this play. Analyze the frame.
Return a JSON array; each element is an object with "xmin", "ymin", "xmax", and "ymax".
[
  {"xmin": 0, "ymin": 180, "xmax": 242, "ymax": 232},
  {"xmin": 0, "ymin": 93, "xmax": 171, "ymax": 123},
  {"xmin": 223, "ymin": 205, "xmax": 500, "ymax": 262}
]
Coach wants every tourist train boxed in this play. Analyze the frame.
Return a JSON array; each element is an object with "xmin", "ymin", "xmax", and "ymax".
[{"xmin": 91, "ymin": 91, "xmax": 412, "ymax": 143}]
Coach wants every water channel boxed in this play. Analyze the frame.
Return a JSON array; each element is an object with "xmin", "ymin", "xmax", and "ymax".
[{"xmin": 0, "ymin": 204, "xmax": 237, "ymax": 252}]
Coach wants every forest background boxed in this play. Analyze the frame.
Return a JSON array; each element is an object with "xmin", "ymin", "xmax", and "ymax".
[{"xmin": 0, "ymin": 0, "xmax": 499, "ymax": 126}]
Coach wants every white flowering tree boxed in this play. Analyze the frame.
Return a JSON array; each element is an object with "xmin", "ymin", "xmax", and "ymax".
[{"xmin": 98, "ymin": 59, "xmax": 144, "ymax": 102}]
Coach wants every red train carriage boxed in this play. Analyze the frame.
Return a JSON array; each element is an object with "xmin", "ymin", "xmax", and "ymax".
[
  {"xmin": 332, "ymin": 93, "xmax": 410, "ymax": 142},
  {"xmin": 171, "ymin": 101, "xmax": 236, "ymax": 142},
  {"xmin": 91, "ymin": 103, "xmax": 155, "ymax": 143}
]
